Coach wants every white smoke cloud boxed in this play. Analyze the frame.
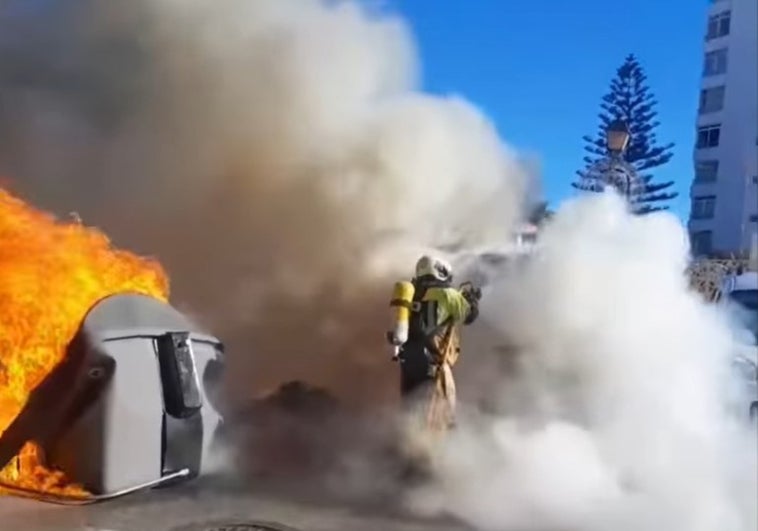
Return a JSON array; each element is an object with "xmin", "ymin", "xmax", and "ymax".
[{"xmin": 411, "ymin": 192, "xmax": 757, "ymax": 531}]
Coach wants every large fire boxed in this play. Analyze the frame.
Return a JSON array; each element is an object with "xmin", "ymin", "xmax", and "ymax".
[{"xmin": 0, "ymin": 187, "xmax": 169, "ymax": 495}]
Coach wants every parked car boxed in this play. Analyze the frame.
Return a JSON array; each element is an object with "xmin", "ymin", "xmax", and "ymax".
[{"xmin": 722, "ymin": 271, "xmax": 758, "ymax": 422}]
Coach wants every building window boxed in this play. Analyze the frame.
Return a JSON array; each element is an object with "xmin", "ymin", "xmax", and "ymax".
[
  {"xmin": 703, "ymin": 48, "xmax": 728, "ymax": 76},
  {"xmin": 706, "ymin": 11, "xmax": 730, "ymax": 40},
  {"xmin": 697, "ymin": 124, "xmax": 721, "ymax": 148},
  {"xmin": 691, "ymin": 195, "xmax": 716, "ymax": 219},
  {"xmin": 695, "ymin": 160, "xmax": 719, "ymax": 182},
  {"xmin": 699, "ymin": 86, "xmax": 725, "ymax": 114},
  {"xmin": 691, "ymin": 230, "xmax": 713, "ymax": 256}
]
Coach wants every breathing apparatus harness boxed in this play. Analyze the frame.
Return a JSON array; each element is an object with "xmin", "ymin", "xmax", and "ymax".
[{"xmin": 407, "ymin": 277, "xmax": 450, "ymax": 348}]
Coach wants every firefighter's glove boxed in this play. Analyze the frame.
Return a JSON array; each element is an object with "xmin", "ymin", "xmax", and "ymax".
[
  {"xmin": 459, "ymin": 284, "xmax": 481, "ymax": 325},
  {"xmin": 460, "ymin": 282, "xmax": 482, "ymax": 304},
  {"xmin": 464, "ymin": 302, "xmax": 479, "ymax": 325}
]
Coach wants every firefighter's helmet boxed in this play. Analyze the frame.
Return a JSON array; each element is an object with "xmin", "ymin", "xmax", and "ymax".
[{"xmin": 415, "ymin": 255, "xmax": 453, "ymax": 283}]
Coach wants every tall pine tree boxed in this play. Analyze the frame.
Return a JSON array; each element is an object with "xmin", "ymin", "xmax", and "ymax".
[{"xmin": 574, "ymin": 54, "xmax": 677, "ymax": 214}]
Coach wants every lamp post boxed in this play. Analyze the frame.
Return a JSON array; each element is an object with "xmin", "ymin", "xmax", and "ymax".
[
  {"xmin": 606, "ymin": 118, "xmax": 631, "ymax": 155},
  {"xmin": 605, "ymin": 119, "xmax": 633, "ymax": 199},
  {"xmin": 578, "ymin": 118, "xmax": 644, "ymax": 211}
]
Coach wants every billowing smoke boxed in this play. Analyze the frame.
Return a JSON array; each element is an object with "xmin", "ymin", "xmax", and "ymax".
[
  {"xmin": 2, "ymin": 2, "xmax": 755, "ymax": 530},
  {"xmin": 0, "ymin": 0, "xmax": 529, "ymax": 406},
  {"xmin": 411, "ymin": 192, "xmax": 757, "ymax": 531}
]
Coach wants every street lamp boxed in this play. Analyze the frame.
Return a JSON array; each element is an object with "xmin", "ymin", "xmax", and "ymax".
[
  {"xmin": 605, "ymin": 119, "xmax": 635, "ymax": 199},
  {"xmin": 578, "ymin": 118, "xmax": 642, "ymax": 206},
  {"xmin": 606, "ymin": 118, "xmax": 631, "ymax": 155}
]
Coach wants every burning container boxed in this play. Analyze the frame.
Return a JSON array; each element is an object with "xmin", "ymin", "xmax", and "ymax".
[{"xmin": 0, "ymin": 293, "xmax": 225, "ymax": 502}]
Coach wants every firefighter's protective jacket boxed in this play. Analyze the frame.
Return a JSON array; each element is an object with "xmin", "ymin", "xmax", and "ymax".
[
  {"xmin": 406, "ymin": 281, "xmax": 477, "ymax": 368},
  {"xmin": 411, "ymin": 282, "xmax": 474, "ymax": 332},
  {"xmin": 404, "ymin": 281, "xmax": 477, "ymax": 432}
]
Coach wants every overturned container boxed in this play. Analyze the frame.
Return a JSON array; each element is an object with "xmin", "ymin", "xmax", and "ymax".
[{"xmin": 0, "ymin": 293, "xmax": 226, "ymax": 503}]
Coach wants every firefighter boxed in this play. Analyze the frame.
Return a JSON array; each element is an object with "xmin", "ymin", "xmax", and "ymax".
[{"xmin": 387, "ymin": 255, "xmax": 480, "ymax": 403}]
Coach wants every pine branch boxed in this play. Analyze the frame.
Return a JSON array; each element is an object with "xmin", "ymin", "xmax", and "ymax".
[
  {"xmin": 639, "ymin": 190, "xmax": 679, "ymax": 203},
  {"xmin": 635, "ymin": 204, "xmax": 668, "ymax": 215}
]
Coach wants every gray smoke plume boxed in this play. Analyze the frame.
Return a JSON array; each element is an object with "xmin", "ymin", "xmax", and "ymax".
[
  {"xmin": 2, "ymin": 2, "xmax": 755, "ymax": 530},
  {"xmin": 0, "ymin": 0, "xmax": 529, "ymax": 406}
]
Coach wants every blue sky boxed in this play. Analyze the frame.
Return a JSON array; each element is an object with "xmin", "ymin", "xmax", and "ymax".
[{"xmin": 388, "ymin": 1, "xmax": 708, "ymax": 220}]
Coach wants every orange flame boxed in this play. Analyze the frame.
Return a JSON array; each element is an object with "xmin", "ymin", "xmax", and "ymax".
[{"xmin": 0, "ymin": 187, "xmax": 169, "ymax": 495}]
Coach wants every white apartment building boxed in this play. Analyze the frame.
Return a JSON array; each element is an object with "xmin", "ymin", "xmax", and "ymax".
[{"xmin": 688, "ymin": 0, "xmax": 758, "ymax": 257}]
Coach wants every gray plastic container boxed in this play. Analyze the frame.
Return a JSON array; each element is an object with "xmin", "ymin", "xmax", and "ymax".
[{"xmin": 46, "ymin": 293, "xmax": 225, "ymax": 495}]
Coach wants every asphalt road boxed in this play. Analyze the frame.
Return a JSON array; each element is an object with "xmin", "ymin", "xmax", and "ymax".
[{"xmin": 0, "ymin": 475, "xmax": 472, "ymax": 531}]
